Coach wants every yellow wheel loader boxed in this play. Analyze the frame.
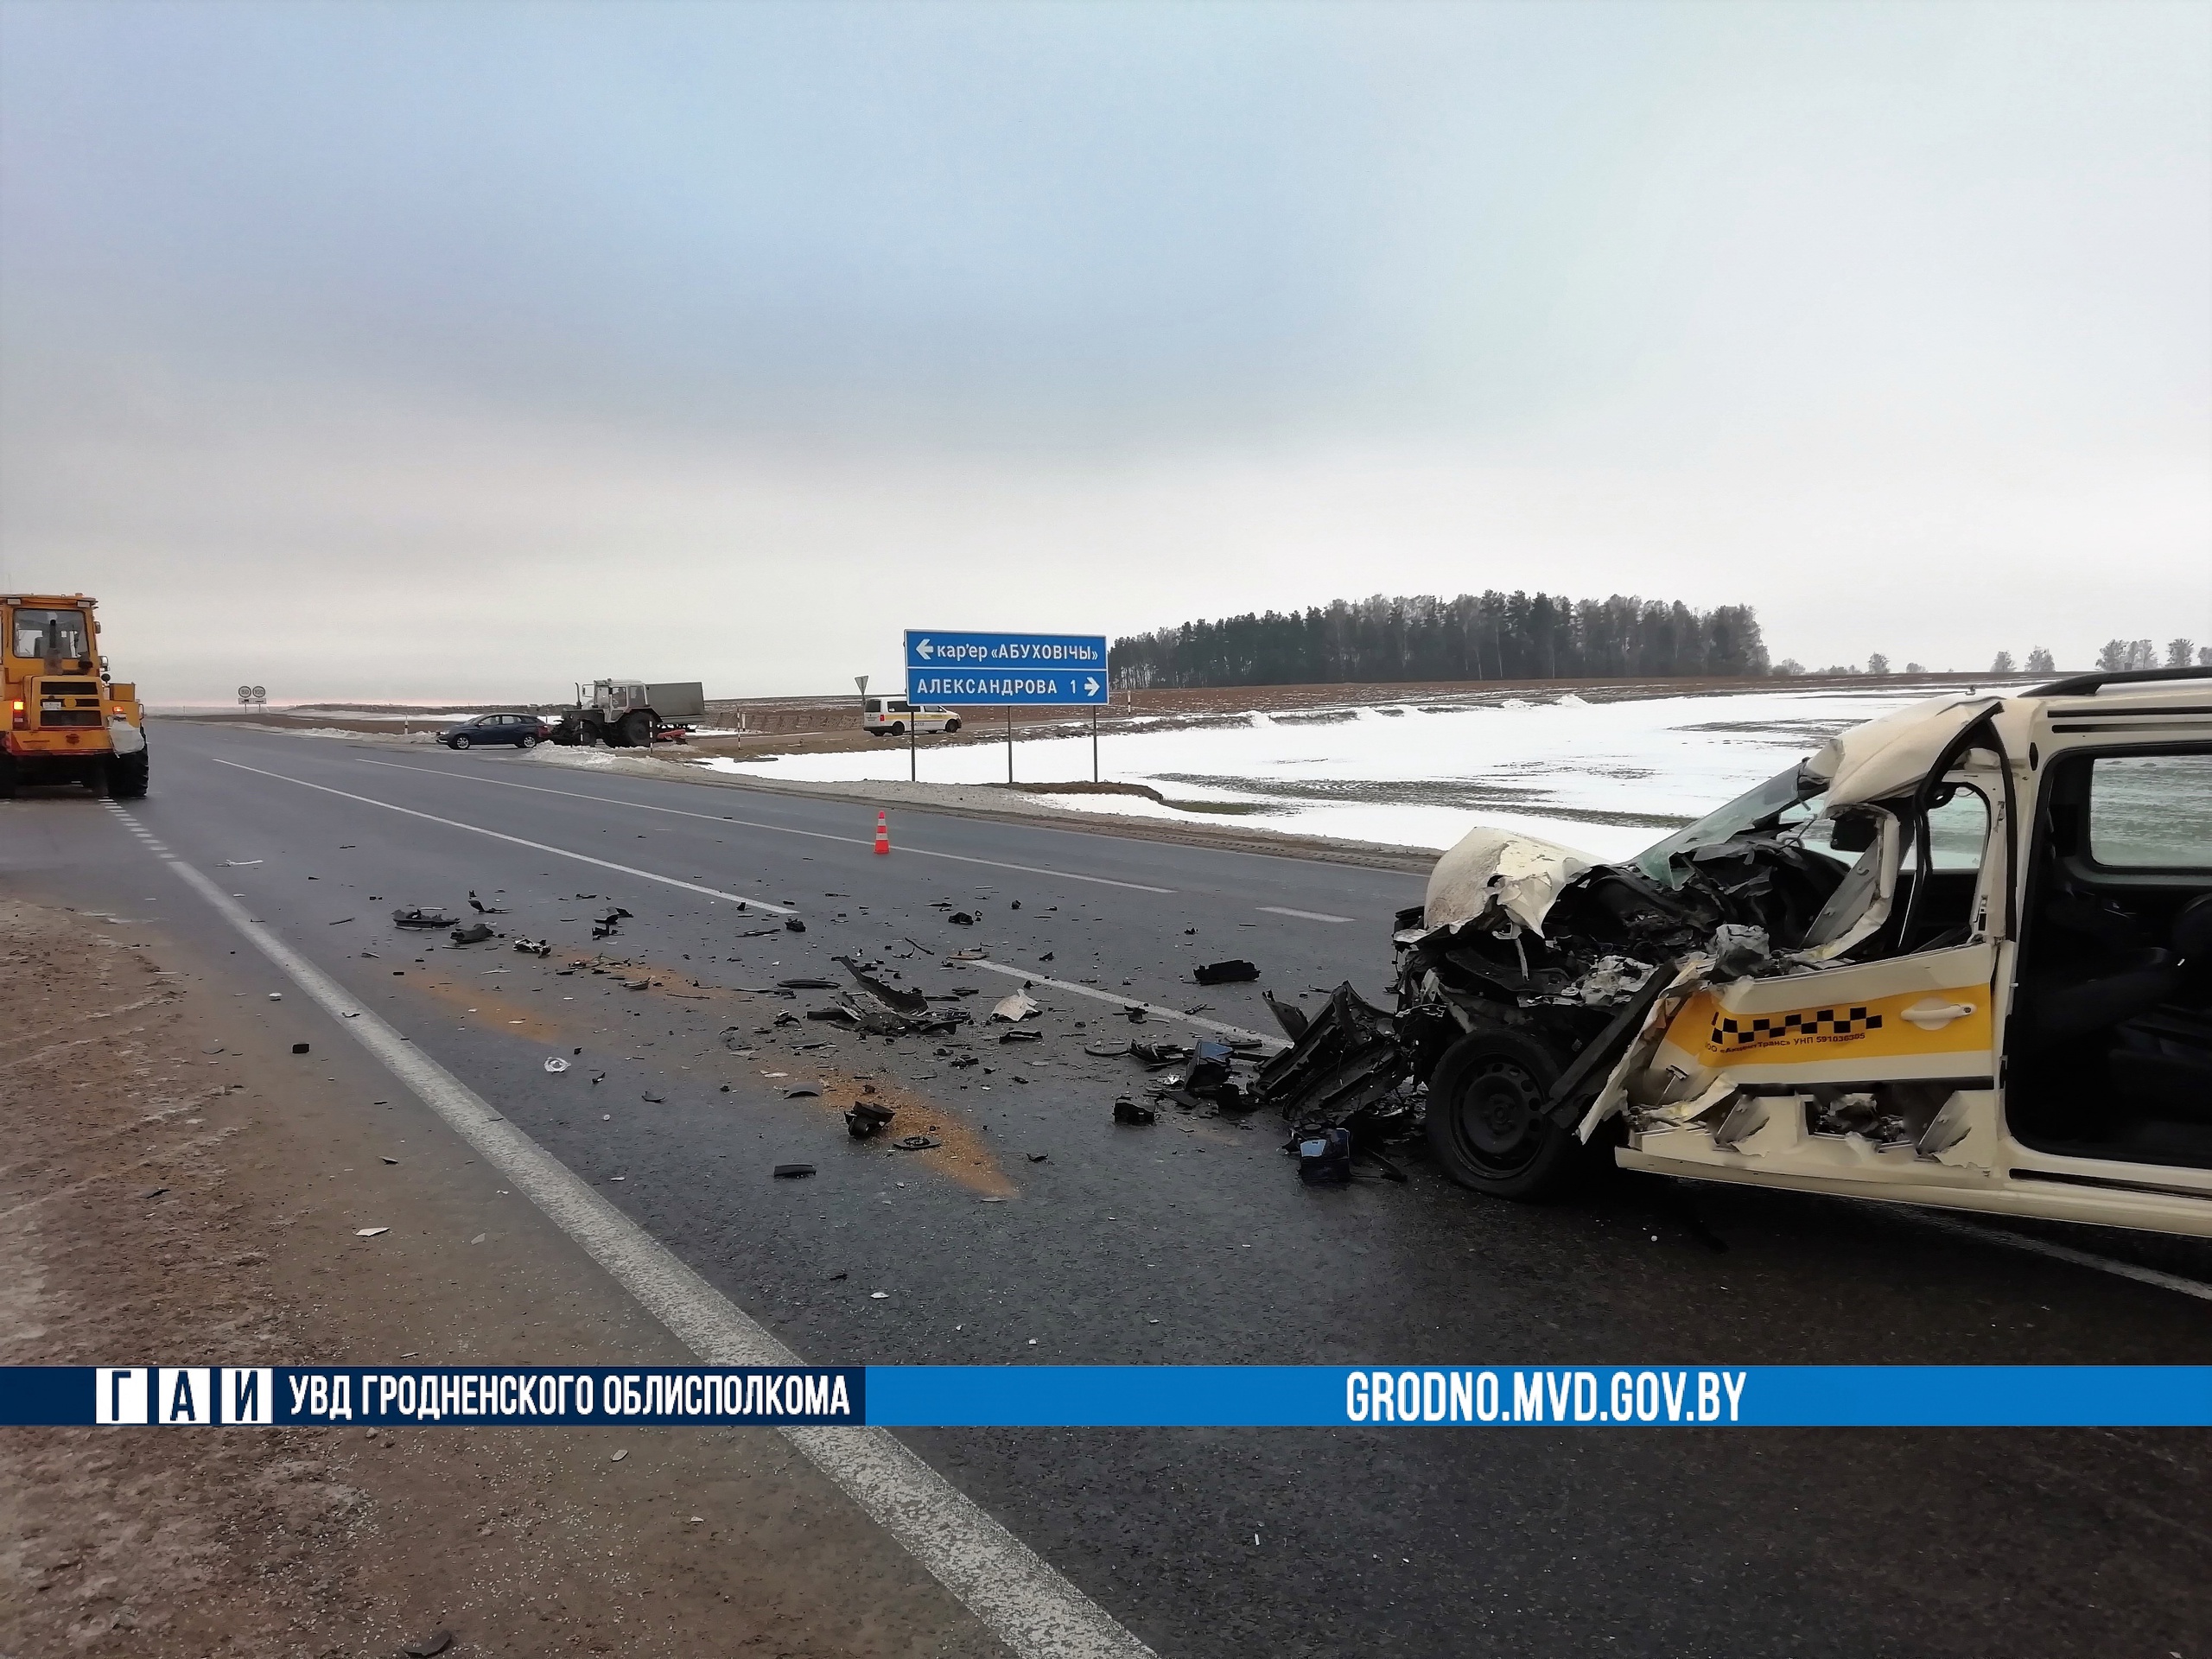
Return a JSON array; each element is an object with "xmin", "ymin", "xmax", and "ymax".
[{"xmin": 0, "ymin": 593, "xmax": 148, "ymax": 798}]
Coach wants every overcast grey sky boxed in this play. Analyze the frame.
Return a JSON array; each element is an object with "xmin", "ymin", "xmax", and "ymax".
[{"xmin": 2, "ymin": 0, "xmax": 2206, "ymax": 702}]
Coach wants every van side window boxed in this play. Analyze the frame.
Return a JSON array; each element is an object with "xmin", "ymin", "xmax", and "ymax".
[{"xmin": 2088, "ymin": 753, "xmax": 2212, "ymax": 871}]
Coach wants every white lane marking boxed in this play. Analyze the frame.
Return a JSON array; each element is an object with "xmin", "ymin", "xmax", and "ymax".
[
  {"xmin": 209, "ymin": 758, "xmax": 793, "ymax": 916},
  {"xmin": 1910, "ymin": 1211, "xmax": 2212, "ymax": 1305},
  {"xmin": 1256, "ymin": 906, "xmax": 1352, "ymax": 924},
  {"xmin": 159, "ymin": 855, "xmax": 1151, "ymax": 1659},
  {"xmin": 353, "ymin": 757, "xmax": 1177, "ymax": 894},
  {"xmin": 960, "ymin": 960, "xmax": 1287, "ymax": 1051}
]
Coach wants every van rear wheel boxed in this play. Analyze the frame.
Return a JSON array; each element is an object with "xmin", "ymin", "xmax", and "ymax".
[
  {"xmin": 944, "ymin": 717, "xmax": 961, "ymax": 733},
  {"xmin": 889, "ymin": 721, "xmax": 905, "ymax": 736}
]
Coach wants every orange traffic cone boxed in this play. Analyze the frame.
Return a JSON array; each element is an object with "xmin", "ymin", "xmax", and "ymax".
[{"xmin": 874, "ymin": 810, "xmax": 890, "ymax": 855}]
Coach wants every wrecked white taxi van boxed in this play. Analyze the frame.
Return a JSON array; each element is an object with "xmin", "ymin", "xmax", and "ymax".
[{"xmin": 1255, "ymin": 669, "xmax": 2212, "ymax": 1237}]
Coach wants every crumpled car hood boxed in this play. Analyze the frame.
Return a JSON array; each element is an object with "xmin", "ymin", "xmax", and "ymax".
[{"xmin": 1422, "ymin": 824, "xmax": 1597, "ymax": 938}]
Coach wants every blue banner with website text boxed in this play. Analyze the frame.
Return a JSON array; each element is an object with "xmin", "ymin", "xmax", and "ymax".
[{"xmin": 5, "ymin": 1366, "xmax": 2208, "ymax": 1427}]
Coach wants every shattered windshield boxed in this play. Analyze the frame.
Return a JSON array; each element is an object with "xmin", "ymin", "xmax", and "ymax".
[{"xmin": 1630, "ymin": 763, "xmax": 1824, "ymax": 888}]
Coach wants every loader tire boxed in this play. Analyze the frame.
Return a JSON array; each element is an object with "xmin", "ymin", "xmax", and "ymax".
[
  {"xmin": 619, "ymin": 711, "xmax": 652, "ymax": 748},
  {"xmin": 1426, "ymin": 1028, "xmax": 1583, "ymax": 1201},
  {"xmin": 0, "ymin": 756, "xmax": 15, "ymax": 798},
  {"xmin": 109, "ymin": 748, "xmax": 149, "ymax": 799}
]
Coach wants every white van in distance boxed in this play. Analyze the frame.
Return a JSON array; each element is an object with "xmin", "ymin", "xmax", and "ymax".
[{"xmin": 862, "ymin": 698, "xmax": 962, "ymax": 737}]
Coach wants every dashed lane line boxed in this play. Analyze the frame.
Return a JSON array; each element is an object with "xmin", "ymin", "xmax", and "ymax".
[
  {"xmin": 353, "ymin": 757, "xmax": 1177, "ymax": 894},
  {"xmin": 959, "ymin": 960, "xmax": 1287, "ymax": 1051},
  {"xmin": 117, "ymin": 827, "xmax": 1152, "ymax": 1659},
  {"xmin": 209, "ymin": 758, "xmax": 794, "ymax": 915},
  {"xmin": 1256, "ymin": 906, "xmax": 1353, "ymax": 924}
]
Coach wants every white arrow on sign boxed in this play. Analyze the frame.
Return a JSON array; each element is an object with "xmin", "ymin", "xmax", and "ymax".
[
  {"xmin": 1083, "ymin": 677, "xmax": 1100, "ymax": 696},
  {"xmin": 915, "ymin": 638, "xmax": 935, "ymax": 660}
]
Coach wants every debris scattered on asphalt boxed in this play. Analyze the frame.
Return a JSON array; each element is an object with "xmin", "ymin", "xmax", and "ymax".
[
  {"xmin": 990, "ymin": 990, "xmax": 1039, "ymax": 1022},
  {"xmin": 999, "ymin": 1028, "xmax": 1043, "ymax": 1044},
  {"xmin": 948, "ymin": 946, "xmax": 988, "ymax": 961},
  {"xmin": 544, "ymin": 1056, "xmax": 569, "ymax": 1072},
  {"xmin": 1084, "ymin": 1039, "xmax": 1131, "ymax": 1058},
  {"xmin": 892, "ymin": 1134, "xmax": 942, "ymax": 1151},
  {"xmin": 779, "ymin": 977, "xmax": 840, "ymax": 990},
  {"xmin": 269, "ymin": 992, "xmax": 283, "ymax": 1001},
  {"xmin": 355, "ymin": 1227, "xmax": 390, "ymax": 1238},
  {"xmin": 1193, "ymin": 959, "xmax": 1260, "ymax": 985},
  {"xmin": 291, "ymin": 1042, "xmax": 310, "ymax": 1054},
  {"xmin": 783, "ymin": 918, "xmax": 807, "ymax": 933},
  {"xmin": 449, "ymin": 922, "xmax": 494, "ymax": 945},
  {"xmin": 141, "ymin": 1187, "xmax": 168, "ymax": 1199},
  {"xmin": 783, "ymin": 1084, "xmax": 821, "ymax": 1098},
  {"xmin": 1027, "ymin": 1153, "xmax": 1049, "ymax": 1163},
  {"xmin": 1263, "ymin": 991, "xmax": 1310, "ymax": 1039},
  {"xmin": 1254, "ymin": 983, "xmax": 1412, "ymax": 1141},
  {"xmin": 592, "ymin": 907, "xmax": 632, "ymax": 938},
  {"xmin": 772, "ymin": 1163, "xmax": 817, "ymax": 1179},
  {"xmin": 1039, "ymin": 950, "xmax": 1054, "ymax": 961},
  {"xmin": 467, "ymin": 892, "xmax": 507, "ymax": 913},
  {"xmin": 845, "ymin": 1101, "xmax": 898, "ymax": 1139},
  {"xmin": 219, "ymin": 858, "xmax": 264, "ymax": 868},
  {"xmin": 1010, "ymin": 899, "xmax": 1021, "ymax": 910},
  {"xmin": 870, "ymin": 1290, "xmax": 890, "ymax": 1299},
  {"xmin": 201, "ymin": 1042, "xmax": 225, "ymax": 1054},
  {"xmin": 401, "ymin": 1630, "xmax": 454, "ymax": 1658},
  {"xmin": 948, "ymin": 911, "xmax": 976, "ymax": 926},
  {"xmin": 1114, "ymin": 1098, "xmax": 1157, "ymax": 1125},
  {"xmin": 1122, "ymin": 1005, "xmax": 1147, "ymax": 1023},
  {"xmin": 392, "ymin": 906, "xmax": 454, "ymax": 928},
  {"xmin": 381, "ymin": 1156, "xmax": 399, "ymax": 1166},
  {"xmin": 471, "ymin": 1232, "xmax": 487, "ymax": 1244},
  {"xmin": 327, "ymin": 916, "xmax": 353, "ymax": 925},
  {"xmin": 513, "ymin": 938, "xmax": 551, "ymax": 956},
  {"xmin": 641, "ymin": 1091, "xmax": 665, "ymax": 1103}
]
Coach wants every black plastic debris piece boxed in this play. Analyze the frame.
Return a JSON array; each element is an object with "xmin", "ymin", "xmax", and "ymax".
[
  {"xmin": 1193, "ymin": 959, "xmax": 1259, "ymax": 985},
  {"xmin": 773, "ymin": 1163, "xmax": 817, "ymax": 1179},
  {"xmin": 641, "ymin": 1091, "xmax": 665, "ymax": 1103},
  {"xmin": 1027, "ymin": 1153, "xmax": 1048, "ymax": 1163},
  {"xmin": 1263, "ymin": 991, "xmax": 1310, "ymax": 1040},
  {"xmin": 1295, "ymin": 1127, "xmax": 1353, "ymax": 1185},
  {"xmin": 783, "ymin": 1084, "xmax": 821, "ymax": 1098},
  {"xmin": 779, "ymin": 976, "xmax": 840, "ymax": 990},
  {"xmin": 448, "ymin": 921, "xmax": 494, "ymax": 945},
  {"xmin": 513, "ymin": 938, "xmax": 551, "ymax": 956},
  {"xmin": 1129, "ymin": 1041, "xmax": 1190, "ymax": 1068},
  {"xmin": 1254, "ymin": 982, "xmax": 1413, "ymax": 1137},
  {"xmin": 467, "ymin": 893, "xmax": 508, "ymax": 914},
  {"xmin": 141, "ymin": 1186, "xmax": 168, "ymax": 1200},
  {"xmin": 401, "ymin": 1631, "xmax": 454, "ymax": 1659},
  {"xmin": 998, "ymin": 1028, "xmax": 1044, "ymax": 1044},
  {"xmin": 720, "ymin": 1027, "xmax": 753, "ymax": 1051},
  {"xmin": 947, "ymin": 1052, "xmax": 980, "ymax": 1069},
  {"xmin": 947, "ymin": 912, "xmax": 976, "ymax": 926},
  {"xmin": 784, "ymin": 917, "xmax": 807, "ymax": 932},
  {"xmin": 391, "ymin": 906, "xmax": 455, "ymax": 928},
  {"xmin": 845, "ymin": 1101, "xmax": 898, "ymax": 1139},
  {"xmin": 735, "ymin": 926, "xmax": 781, "ymax": 938},
  {"xmin": 1113, "ymin": 1098, "xmax": 1156, "ymax": 1125},
  {"xmin": 832, "ymin": 956, "xmax": 931, "ymax": 1016},
  {"xmin": 892, "ymin": 1134, "xmax": 942, "ymax": 1150},
  {"xmin": 290, "ymin": 1042, "xmax": 310, "ymax": 1054},
  {"xmin": 1083, "ymin": 1039, "xmax": 1132, "ymax": 1058},
  {"xmin": 805, "ymin": 1007, "xmax": 853, "ymax": 1023},
  {"xmin": 1039, "ymin": 950, "xmax": 1054, "ymax": 962},
  {"xmin": 1010, "ymin": 899, "xmax": 1020, "ymax": 910},
  {"xmin": 327, "ymin": 916, "xmax": 353, "ymax": 925},
  {"xmin": 772, "ymin": 1011, "xmax": 799, "ymax": 1027},
  {"xmin": 1122, "ymin": 1004, "xmax": 1148, "ymax": 1023}
]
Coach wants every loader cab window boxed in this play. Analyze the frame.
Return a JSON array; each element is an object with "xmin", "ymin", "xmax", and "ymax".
[{"xmin": 10, "ymin": 608, "xmax": 91, "ymax": 662}]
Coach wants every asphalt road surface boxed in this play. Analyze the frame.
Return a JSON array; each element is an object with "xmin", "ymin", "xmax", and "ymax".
[{"xmin": 12, "ymin": 721, "xmax": 2212, "ymax": 1658}]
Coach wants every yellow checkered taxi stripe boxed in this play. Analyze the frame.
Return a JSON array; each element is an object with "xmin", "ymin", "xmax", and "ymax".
[{"xmin": 1664, "ymin": 983, "xmax": 1993, "ymax": 1067}]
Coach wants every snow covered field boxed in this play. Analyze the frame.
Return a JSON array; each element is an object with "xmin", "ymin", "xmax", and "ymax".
[{"xmin": 691, "ymin": 684, "xmax": 1956, "ymax": 860}]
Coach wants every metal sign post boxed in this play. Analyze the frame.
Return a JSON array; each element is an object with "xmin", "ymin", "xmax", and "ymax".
[
  {"xmin": 1091, "ymin": 708, "xmax": 1099, "ymax": 783},
  {"xmin": 1006, "ymin": 706, "xmax": 1014, "ymax": 783}
]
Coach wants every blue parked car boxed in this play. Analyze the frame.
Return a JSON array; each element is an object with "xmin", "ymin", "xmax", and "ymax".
[{"xmin": 439, "ymin": 713, "xmax": 551, "ymax": 751}]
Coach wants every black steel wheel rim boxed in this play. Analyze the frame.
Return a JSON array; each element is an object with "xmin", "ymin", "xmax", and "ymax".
[{"xmin": 1451, "ymin": 1055, "xmax": 1546, "ymax": 1173}]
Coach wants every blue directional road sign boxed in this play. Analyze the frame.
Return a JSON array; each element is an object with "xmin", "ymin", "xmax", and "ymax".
[{"xmin": 905, "ymin": 630, "xmax": 1109, "ymax": 707}]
